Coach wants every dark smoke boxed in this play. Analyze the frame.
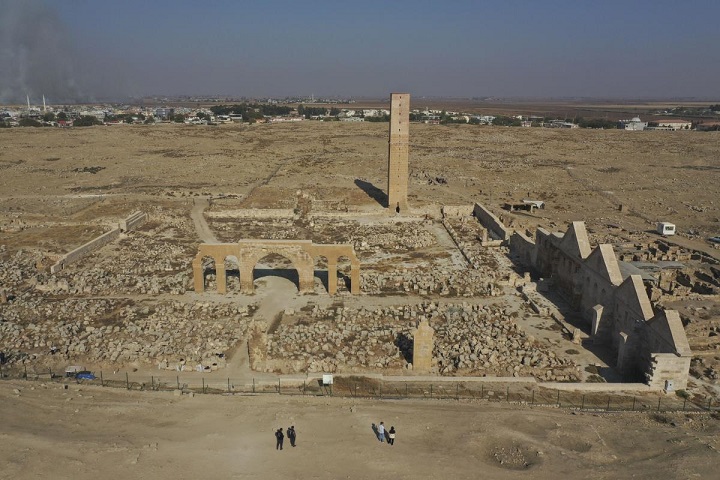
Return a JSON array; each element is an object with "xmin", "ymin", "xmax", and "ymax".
[{"xmin": 0, "ymin": 0, "xmax": 89, "ymax": 103}]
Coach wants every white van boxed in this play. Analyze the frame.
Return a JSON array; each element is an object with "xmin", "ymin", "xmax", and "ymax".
[{"xmin": 657, "ymin": 222, "xmax": 676, "ymax": 236}]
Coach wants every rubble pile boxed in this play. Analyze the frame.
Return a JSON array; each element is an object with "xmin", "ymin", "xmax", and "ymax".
[
  {"xmin": 360, "ymin": 268, "xmax": 495, "ymax": 297},
  {"xmin": 0, "ymin": 298, "xmax": 254, "ymax": 368},
  {"xmin": 266, "ymin": 302, "xmax": 578, "ymax": 380}
]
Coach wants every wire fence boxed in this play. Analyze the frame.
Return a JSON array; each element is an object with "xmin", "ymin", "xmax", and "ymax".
[{"xmin": 2, "ymin": 366, "xmax": 717, "ymax": 414}]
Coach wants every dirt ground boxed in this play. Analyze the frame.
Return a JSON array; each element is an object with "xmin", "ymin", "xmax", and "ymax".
[
  {"xmin": 1, "ymin": 381, "xmax": 718, "ymax": 480},
  {"xmin": 1, "ymin": 121, "xmax": 719, "ymax": 477}
]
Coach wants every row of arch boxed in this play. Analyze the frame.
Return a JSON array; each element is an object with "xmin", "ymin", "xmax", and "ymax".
[{"xmin": 192, "ymin": 241, "xmax": 361, "ymax": 295}]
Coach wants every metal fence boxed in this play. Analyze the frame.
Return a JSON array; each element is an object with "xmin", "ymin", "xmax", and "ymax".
[{"xmin": 2, "ymin": 367, "xmax": 717, "ymax": 414}]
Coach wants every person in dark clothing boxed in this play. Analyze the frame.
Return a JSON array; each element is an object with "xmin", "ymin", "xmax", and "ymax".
[
  {"xmin": 287, "ymin": 426, "xmax": 296, "ymax": 447},
  {"xmin": 388, "ymin": 426, "xmax": 396, "ymax": 445},
  {"xmin": 275, "ymin": 428, "xmax": 284, "ymax": 450}
]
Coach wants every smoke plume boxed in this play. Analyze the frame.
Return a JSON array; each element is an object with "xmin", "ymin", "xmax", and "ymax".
[{"xmin": 0, "ymin": 0, "xmax": 87, "ymax": 104}]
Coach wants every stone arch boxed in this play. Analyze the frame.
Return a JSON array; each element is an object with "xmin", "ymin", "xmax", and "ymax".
[{"xmin": 239, "ymin": 247, "xmax": 314, "ymax": 294}]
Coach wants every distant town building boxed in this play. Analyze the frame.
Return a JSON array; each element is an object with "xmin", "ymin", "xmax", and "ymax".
[
  {"xmin": 647, "ymin": 119, "xmax": 692, "ymax": 131},
  {"xmin": 154, "ymin": 107, "xmax": 175, "ymax": 120},
  {"xmin": 619, "ymin": 117, "xmax": 648, "ymax": 131}
]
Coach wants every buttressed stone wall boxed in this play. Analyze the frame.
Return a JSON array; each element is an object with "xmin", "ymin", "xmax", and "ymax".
[
  {"xmin": 388, "ymin": 93, "xmax": 409, "ymax": 214},
  {"xmin": 513, "ymin": 221, "xmax": 691, "ymax": 389},
  {"xmin": 192, "ymin": 240, "xmax": 360, "ymax": 295}
]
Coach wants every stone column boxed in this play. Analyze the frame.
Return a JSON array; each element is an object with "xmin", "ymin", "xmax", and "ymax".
[
  {"xmin": 327, "ymin": 258, "xmax": 338, "ymax": 295},
  {"xmin": 298, "ymin": 263, "xmax": 314, "ymax": 294},
  {"xmin": 215, "ymin": 256, "xmax": 227, "ymax": 294},
  {"xmin": 240, "ymin": 264, "xmax": 254, "ymax": 294},
  {"xmin": 412, "ymin": 319, "xmax": 434, "ymax": 373},
  {"xmin": 192, "ymin": 256, "xmax": 205, "ymax": 293},
  {"xmin": 350, "ymin": 262, "xmax": 360, "ymax": 294}
]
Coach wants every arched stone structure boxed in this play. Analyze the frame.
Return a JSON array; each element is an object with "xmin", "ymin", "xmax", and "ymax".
[{"xmin": 192, "ymin": 240, "xmax": 360, "ymax": 295}]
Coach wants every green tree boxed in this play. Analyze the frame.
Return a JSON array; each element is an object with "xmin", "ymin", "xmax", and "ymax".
[
  {"xmin": 19, "ymin": 118, "xmax": 43, "ymax": 127},
  {"xmin": 173, "ymin": 114, "xmax": 186, "ymax": 123},
  {"xmin": 43, "ymin": 112, "xmax": 56, "ymax": 122},
  {"xmin": 57, "ymin": 111, "xmax": 67, "ymax": 120},
  {"xmin": 144, "ymin": 116, "xmax": 155, "ymax": 124},
  {"xmin": 73, "ymin": 115, "xmax": 102, "ymax": 127}
]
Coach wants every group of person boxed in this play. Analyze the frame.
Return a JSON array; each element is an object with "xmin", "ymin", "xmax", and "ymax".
[
  {"xmin": 375, "ymin": 421, "xmax": 396, "ymax": 445},
  {"xmin": 275, "ymin": 426, "xmax": 296, "ymax": 450},
  {"xmin": 275, "ymin": 422, "xmax": 397, "ymax": 450}
]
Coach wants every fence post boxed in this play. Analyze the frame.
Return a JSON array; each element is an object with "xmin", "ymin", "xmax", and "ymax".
[
  {"xmin": 708, "ymin": 398, "xmax": 712, "ymax": 411},
  {"xmin": 202, "ymin": 378, "xmax": 205, "ymax": 394},
  {"xmin": 253, "ymin": 378, "xmax": 255, "ymax": 393},
  {"xmin": 430, "ymin": 384, "xmax": 432, "ymax": 399},
  {"xmin": 683, "ymin": 398, "xmax": 686, "ymax": 411},
  {"xmin": 227, "ymin": 378, "xmax": 230, "ymax": 393},
  {"xmin": 481, "ymin": 384, "xmax": 484, "ymax": 400},
  {"xmin": 557, "ymin": 389, "xmax": 560, "ymax": 407},
  {"xmin": 49, "ymin": 367, "xmax": 53, "ymax": 379},
  {"xmin": 405, "ymin": 383, "xmax": 408, "ymax": 397},
  {"xmin": 100, "ymin": 370, "xmax": 104, "ymax": 387},
  {"xmin": 176, "ymin": 376, "xmax": 180, "ymax": 390},
  {"xmin": 581, "ymin": 395, "xmax": 585, "ymax": 410},
  {"xmin": 278, "ymin": 378, "xmax": 281, "ymax": 395},
  {"xmin": 507, "ymin": 386, "xmax": 510, "ymax": 403},
  {"xmin": 606, "ymin": 397, "xmax": 611, "ymax": 412},
  {"xmin": 457, "ymin": 383, "xmax": 460, "ymax": 401},
  {"xmin": 126, "ymin": 372, "xmax": 130, "ymax": 390},
  {"xmin": 379, "ymin": 384, "xmax": 382, "ymax": 399},
  {"xmin": 151, "ymin": 376, "xmax": 154, "ymax": 390},
  {"xmin": 657, "ymin": 397, "xmax": 661, "ymax": 412},
  {"xmin": 24, "ymin": 364, "xmax": 27, "ymax": 379},
  {"xmin": 303, "ymin": 380, "xmax": 306, "ymax": 396},
  {"xmin": 531, "ymin": 390, "xmax": 535, "ymax": 405}
]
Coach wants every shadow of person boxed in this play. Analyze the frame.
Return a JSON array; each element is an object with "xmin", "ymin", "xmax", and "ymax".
[
  {"xmin": 371, "ymin": 423, "xmax": 380, "ymax": 440},
  {"xmin": 355, "ymin": 179, "xmax": 388, "ymax": 208}
]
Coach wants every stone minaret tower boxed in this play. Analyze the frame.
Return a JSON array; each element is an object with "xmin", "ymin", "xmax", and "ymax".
[{"xmin": 387, "ymin": 93, "xmax": 409, "ymax": 214}]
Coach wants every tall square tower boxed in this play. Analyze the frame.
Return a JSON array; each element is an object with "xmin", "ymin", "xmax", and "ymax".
[{"xmin": 387, "ymin": 93, "xmax": 409, "ymax": 214}]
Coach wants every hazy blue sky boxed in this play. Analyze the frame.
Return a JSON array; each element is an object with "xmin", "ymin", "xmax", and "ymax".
[{"xmin": 2, "ymin": 0, "xmax": 719, "ymax": 101}]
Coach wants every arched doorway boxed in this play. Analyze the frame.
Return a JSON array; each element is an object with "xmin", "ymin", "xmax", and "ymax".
[
  {"xmin": 251, "ymin": 252, "xmax": 300, "ymax": 293},
  {"xmin": 314, "ymin": 255, "xmax": 330, "ymax": 293},
  {"xmin": 224, "ymin": 255, "xmax": 240, "ymax": 292},
  {"xmin": 201, "ymin": 255, "xmax": 216, "ymax": 291}
]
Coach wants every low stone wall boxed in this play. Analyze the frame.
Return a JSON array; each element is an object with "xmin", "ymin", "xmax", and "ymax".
[
  {"xmin": 206, "ymin": 209, "xmax": 296, "ymax": 219},
  {"xmin": 441, "ymin": 205, "xmax": 474, "ymax": 218},
  {"xmin": 473, "ymin": 203, "xmax": 512, "ymax": 241},
  {"xmin": 50, "ymin": 228, "xmax": 120, "ymax": 273}
]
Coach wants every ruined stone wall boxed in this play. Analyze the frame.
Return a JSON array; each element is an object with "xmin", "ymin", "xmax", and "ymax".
[
  {"xmin": 50, "ymin": 228, "xmax": 121, "ymax": 273},
  {"xmin": 473, "ymin": 203, "xmax": 511, "ymax": 241},
  {"xmin": 513, "ymin": 220, "xmax": 692, "ymax": 388},
  {"xmin": 119, "ymin": 211, "xmax": 147, "ymax": 232},
  {"xmin": 509, "ymin": 231, "xmax": 536, "ymax": 268}
]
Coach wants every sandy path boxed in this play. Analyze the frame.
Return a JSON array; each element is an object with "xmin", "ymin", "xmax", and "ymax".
[{"xmin": 190, "ymin": 197, "xmax": 217, "ymax": 243}]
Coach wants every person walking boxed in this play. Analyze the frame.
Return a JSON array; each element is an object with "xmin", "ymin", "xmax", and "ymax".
[
  {"xmin": 287, "ymin": 426, "xmax": 296, "ymax": 447},
  {"xmin": 377, "ymin": 422, "xmax": 385, "ymax": 442},
  {"xmin": 275, "ymin": 428, "xmax": 284, "ymax": 450},
  {"xmin": 388, "ymin": 426, "xmax": 396, "ymax": 445}
]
